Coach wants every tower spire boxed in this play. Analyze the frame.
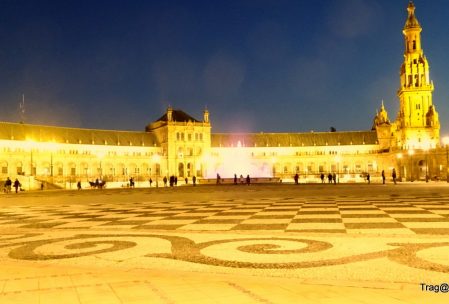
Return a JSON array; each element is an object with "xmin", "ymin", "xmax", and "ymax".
[{"xmin": 396, "ymin": 1, "xmax": 440, "ymax": 149}]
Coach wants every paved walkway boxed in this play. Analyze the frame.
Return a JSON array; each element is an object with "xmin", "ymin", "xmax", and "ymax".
[{"xmin": 1, "ymin": 184, "xmax": 449, "ymax": 303}]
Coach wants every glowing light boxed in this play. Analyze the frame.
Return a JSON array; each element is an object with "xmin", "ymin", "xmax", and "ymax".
[
  {"xmin": 152, "ymin": 153, "xmax": 161, "ymax": 163},
  {"xmin": 396, "ymin": 153, "xmax": 403, "ymax": 159},
  {"xmin": 443, "ymin": 136, "xmax": 449, "ymax": 146},
  {"xmin": 207, "ymin": 148, "xmax": 273, "ymax": 178}
]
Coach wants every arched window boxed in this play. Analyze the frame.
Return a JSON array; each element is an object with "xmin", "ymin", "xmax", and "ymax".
[
  {"xmin": 178, "ymin": 163, "xmax": 184, "ymax": 177},
  {"xmin": 1, "ymin": 161, "xmax": 8, "ymax": 174}
]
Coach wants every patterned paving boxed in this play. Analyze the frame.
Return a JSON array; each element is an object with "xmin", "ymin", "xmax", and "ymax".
[{"xmin": 2, "ymin": 194, "xmax": 449, "ymax": 235}]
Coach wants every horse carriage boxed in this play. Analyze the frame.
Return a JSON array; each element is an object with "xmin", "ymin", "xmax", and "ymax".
[{"xmin": 89, "ymin": 180, "xmax": 106, "ymax": 189}]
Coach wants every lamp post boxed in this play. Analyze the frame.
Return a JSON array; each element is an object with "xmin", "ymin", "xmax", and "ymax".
[
  {"xmin": 47, "ymin": 142, "xmax": 57, "ymax": 178},
  {"xmin": 335, "ymin": 156, "xmax": 341, "ymax": 183},
  {"xmin": 25, "ymin": 139, "xmax": 36, "ymax": 190},
  {"xmin": 96, "ymin": 151, "xmax": 106, "ymax": 180},
  {"xmin": 408, "ymin": 149, "xmax": 415, "ymax": 182},
  {"xmin": 424, "ymin": 145, "xmax": 430, "ymax": 183},
  {"xmin": 443, "ymin": 137, "xmax": 449, "ymax": 183},
  {"xmin": 396, "ymin": 153, "xmax": 403, "ymax": 181},
  {"xmin": 152, "ymin": 153, "xmax": 161, "ymax": 187}
]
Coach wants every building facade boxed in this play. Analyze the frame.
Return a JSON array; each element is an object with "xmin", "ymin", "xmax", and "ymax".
[{"xmin": 0, "ymin": 2, "xmax": 447, "ymax": 189}]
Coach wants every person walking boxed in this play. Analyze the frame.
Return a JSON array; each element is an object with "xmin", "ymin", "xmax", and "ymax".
[
  {"xmin": 163, "ymin": 176, "xmax": 168, "ymax": 187},
  {"xmin": 234, "ymin": 174, "xmax": 237, "ymax": 185},
  {"xmin": 320, "ymin": 173, "xmax": 325, "ymax": 184},
  {"xmin": 13, "ymin": 178, "xmax": 21, "ymax": 193},
  {"xmin": 4, "ymin": 177, "xmax": 11, "ymax": 193},
  {"xmin": 77, "ymin": 181, "xmax": 82, "ymax": 190},
  {"xmin": 192, "ymin": 176, "xmax": 196, "ymax": 186},
  {"xmin": 392, "ymin": 168, "xmax": 397, "ymax": 185},
  {"xmin": 381, "ymin": 170, "xmax": 386, "ymax": 184},
  {"xmin": 246, "ymin": 174, "xmax": 251, "ymax": 185},
  {"xmin": 240, "ymin": 174, "xmax": 244, "ymax": 184},
  {"xmin": 216, "ymin": 173, "xmax": 221, "ymax": 184},
  {"xmin": 366, "ymin": 173, "xmax": 370, "ymax": 184},
  {"xmin": 294, "ymin": 173, "xmax": 299, "ymax": 185},
  {"xmin": 149, "ymin": 178, "xmax": 153, "ymax": 187}
]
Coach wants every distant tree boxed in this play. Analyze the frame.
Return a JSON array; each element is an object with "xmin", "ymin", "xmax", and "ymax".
[{"xmin": 330, "ymin": 127, "xmax": 336, "ymax": 132}]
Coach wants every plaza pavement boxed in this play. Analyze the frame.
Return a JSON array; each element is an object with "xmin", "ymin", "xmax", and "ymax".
[{"xmin": 1, "ymin": 183, "xmax": 449, "ymax": 303}]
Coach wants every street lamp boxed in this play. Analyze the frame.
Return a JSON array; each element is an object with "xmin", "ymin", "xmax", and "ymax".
[
  {"xmin": 96, "ymin": 150, "xmax": 106, "ymax": 180},
  {"xmin": 46, "ymin": 142, "xmax": 57, "ymax": 178},
  {"xmin": 152, "ymin": 153, "xmax": 161, "ymax": 187},
  {"xmin": 443, "ymin": 137, "xmax": 449, "ymax": 183},
  {"xmin": 423, "ymin": 144, "xmax": 430, "ymax": 183},
  {"xmin": 408, "ymin": 149, "xmax": 415, "ymax": 182},
  {"xmin": 396, "ymin": 153, "xmax": 403, "ymax": 181},
  {"xmin": 335, "ymin": 155, "xmax": 341, "ymax": 183}
]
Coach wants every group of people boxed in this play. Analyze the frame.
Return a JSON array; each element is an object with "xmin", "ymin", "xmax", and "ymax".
[
  {"xmin": 3, "ymin": 177, "xmax": 21, "ymax": 193},
  {"xmin": 232, "ymin": 174, "xmax": 251, "ymax": 185},
  {"xmin": 162, "ymin": 175, "xmax": 197, "ymax": 187},
  {"xmin": 318, "ymin": 173, "xmax": 337, "ymax": 184}
]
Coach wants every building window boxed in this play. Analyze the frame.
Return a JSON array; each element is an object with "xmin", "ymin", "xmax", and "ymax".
[
  {"xmin": 188, "ymin": 134, "xmax": 192, "ymax": 141},
  {"xmin": 1, "ymin": 164, "xmax": 7, "ymax": 174},
  {"xmin": 413, "ymin": 40, "xmax": 416, "ymax": 50}
]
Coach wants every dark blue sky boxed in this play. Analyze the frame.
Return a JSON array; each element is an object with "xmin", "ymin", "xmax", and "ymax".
[{"xmin": 0, "ymin": 0, "xmax": 448, "ymax": 134}]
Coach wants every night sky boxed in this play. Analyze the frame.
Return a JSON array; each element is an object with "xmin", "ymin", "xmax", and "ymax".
[{"xmin": 0, "ymin": 0, "xmax": 448, "ymax": 135}]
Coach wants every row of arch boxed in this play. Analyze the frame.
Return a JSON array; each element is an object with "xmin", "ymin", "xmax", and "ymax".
[{"xmin": 0, "ymin": 160, "xmax": 161, "ymax": 179}]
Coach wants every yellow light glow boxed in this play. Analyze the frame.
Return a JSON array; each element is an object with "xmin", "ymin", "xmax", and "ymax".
[
  {"xmin": 408, "ymin": 149, "xmax": 415, "ymax": 156},
  {"xmin": 396, "ymin": 153, "xmax": 402, "ymax": 159},
  {"xmin": 96, "ymin": 150, "xmax": 106, "ymax": 159},
  {"xmin": 443, "ymin": 136, "xmax": 449, "ymax": 146},
  {"xmin": 152, "ymin": 153, "xmax": 161, "ymax": 163}
]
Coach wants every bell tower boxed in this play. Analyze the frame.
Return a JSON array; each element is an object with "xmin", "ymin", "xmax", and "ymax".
[{"xmin": 396, "ymin": 1, "xmax": 440, "ymax": 149}]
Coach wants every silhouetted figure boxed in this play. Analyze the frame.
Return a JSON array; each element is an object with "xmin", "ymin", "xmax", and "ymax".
[
  {"xmin": 149, "ymin": 178, "xmax": 153, "ymax": 187},
  {"xmin": 333, "ymin": 173, "xmax": 337, "ymax": 184},
  {"xmin": 41, "ymin": 182, "xmax": 44, "ymax": 190},
  {"xmin": 366, "ymin": 173, "xmax": 370, "ymax": 184},
  {"xmin": 95, "ymin": 178, "xmax": 99, "ymax": 188},
  {"xmin": 328, "ymin": 173, "xmax": 332, "ymax": 184},
  {"xmin": 13, "ymin": 178, "xmax": 20, "ymax": 193},
  {"xmin": 381, "ymin": 170, "xmax": 386, "ymax": 184},
  {"xmin": 129, "ymin": 177, "xmax": 135, "ymax": 188},
  {"xmin": 169, "ymin": 175, "xmax": 174, "ymax": 187},
  {"xmin": 216, "ymin": 173, "xmax": 221, "ymax": 184},
  {"xmin": 320, "ymin": 173, "xmax": 325, "ymax": 183},
  {"xmin": 294, "ymin": 174, "xmax": 299, "ymax": 185},
  {"xmin": 4, "ymin": 177, "xmax": 11, "ymax": 193},
  {"xmin": 192, "ymin": 176, "xmax": 196, "ymax": 186},
  {"xmin": 77, "ymin": 181, "xmax": 82, "ymax": 190},
  {"xmin": 234, "ymin": 174, "xmax": 237, "ymax": 185},
  {"xmin": 174, "ymin": 176, "xmax": 178, "ymax": 186},
  {"xmin": 185, "ymin": 177, "xmax": 188, "ymax": 185},
  {"xmin": 240, "ymin": 174, "xmax": 244, "ymax": 184},
  {"xmin": 392, "ymin": 169, "xmax": 397, "ymax": 185},
  {"xmin": 163, "ymin": 176, "xmax": 168, "ymax": 187},
  {"xmin": 246, "ymin": 174, "xmax": 250, "ymax": 185}
]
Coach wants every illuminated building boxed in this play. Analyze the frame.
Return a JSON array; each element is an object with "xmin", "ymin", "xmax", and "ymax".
[{"xmin": 0, "ymin": 2, "xmax": 445, "ymax": 188}]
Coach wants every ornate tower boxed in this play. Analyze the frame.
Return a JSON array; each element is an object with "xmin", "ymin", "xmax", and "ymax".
[{"xmin": 396, "ymin": 1, "xmax": 440, "ymax": 149}]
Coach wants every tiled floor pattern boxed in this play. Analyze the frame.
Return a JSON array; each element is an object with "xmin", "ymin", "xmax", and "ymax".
[{"xmin": 1, "ymin": 195, "xmax": 449, "ymax": 234}]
